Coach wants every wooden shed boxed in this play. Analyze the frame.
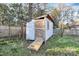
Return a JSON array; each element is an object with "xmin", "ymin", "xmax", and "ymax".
[
  {"xmin": 26, "ymin": 14, "xmax": 54, "ymax": 41},
  {"xmin": 26, "ymin": 14, "xmax": 54, "ymax": 51}
]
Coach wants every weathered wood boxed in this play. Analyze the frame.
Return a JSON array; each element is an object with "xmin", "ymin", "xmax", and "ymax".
[
  {"xmin": 63, "ymin": 28, "xmax": 79, "ymax": 35},
  {"xmin": 27, "ymin": 38, "xmax": 44, "ymax": 51},
  {"xmin": 0, "ymin": 26, "xmax": 25, "ymax": 37}
]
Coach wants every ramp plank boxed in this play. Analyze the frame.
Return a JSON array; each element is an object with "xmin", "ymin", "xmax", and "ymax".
[{"xmin": 27, "ymin": 38, "xmax": 44, "ymax": 51}]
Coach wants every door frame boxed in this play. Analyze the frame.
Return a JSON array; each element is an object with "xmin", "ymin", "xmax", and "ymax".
[{"xmin": 35, "ymin": 19, "xmax": 45, "ymax": 41}]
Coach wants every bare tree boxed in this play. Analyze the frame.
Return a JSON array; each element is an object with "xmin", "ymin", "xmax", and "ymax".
[{"xmin": 28, "ymin": 3, "xmax": 33, "ymax": 21}]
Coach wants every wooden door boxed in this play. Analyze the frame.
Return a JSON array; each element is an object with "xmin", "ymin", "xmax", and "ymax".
[{"xmin": 35, "ymin": 20, "xmax": 45, "ymax": 40}]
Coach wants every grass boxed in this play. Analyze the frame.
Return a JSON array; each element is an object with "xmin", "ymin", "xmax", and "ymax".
[
  {"xmin": 0, "ymin": 35, "xmax": 79, "ymax": 56},
  {"xmin": 45, "ymin": 35, "xmax": 79, "ymax": 56}
]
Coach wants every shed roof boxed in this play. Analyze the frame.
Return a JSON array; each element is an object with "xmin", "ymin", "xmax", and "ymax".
[
  {"xmin": 35, "ymin": 14, "xmax": 54, "ymax": 22},
  {"xmin": 35, "ymin": 14, "xmax": 55, "ymax": 25}
]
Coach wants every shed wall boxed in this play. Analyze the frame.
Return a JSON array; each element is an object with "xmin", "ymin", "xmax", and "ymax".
[
  {"xmin": 45, "ymin": 18, "xmax": 53, "ymax": 41},
  {"xmin": 26, "ymin": 20, "xmax": 35, "ymax": 40}
]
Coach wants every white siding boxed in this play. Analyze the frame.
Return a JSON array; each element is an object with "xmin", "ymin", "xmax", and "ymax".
[
  {"xmin": 45, "ymin": 18, "xmax": 53, "ymax": 41},
  {"xmin": 26, "ymin": 18, "xmax": 53, "ymax": 41},
  {"xmin": 26, "ymin": 20, "xmax": 35, "ymax": 40}
]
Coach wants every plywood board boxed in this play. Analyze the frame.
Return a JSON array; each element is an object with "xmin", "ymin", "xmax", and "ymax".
[
  {"xmin": 35, "ymin": 20, "xmax": 45, "ymax": 28},
  {"xmin": 27, "ymin": 38, "xmax": 44, "ymax": 51},
  {"xmin": 35, "ymin": 29, "xmax": 45, "ymax": 38}
]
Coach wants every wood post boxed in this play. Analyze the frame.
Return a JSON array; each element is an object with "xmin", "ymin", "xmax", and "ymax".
[{"xmin": 18, "ymin": 22, "xmax": 25, "ymax": 39}]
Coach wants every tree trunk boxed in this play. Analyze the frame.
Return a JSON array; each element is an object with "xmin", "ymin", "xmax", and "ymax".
[
  {"xmin": 9, "ymin": 20, "xmax": 11, "ymax": 39},
  {"xmin": 28, "ymin": 3, "xmax": 33, "ymax": 21}
]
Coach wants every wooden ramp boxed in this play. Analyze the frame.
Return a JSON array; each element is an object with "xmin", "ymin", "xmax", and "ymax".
[{"xmin": 27, "ymin": 38, "xmax": 44, "ymax": 51}]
